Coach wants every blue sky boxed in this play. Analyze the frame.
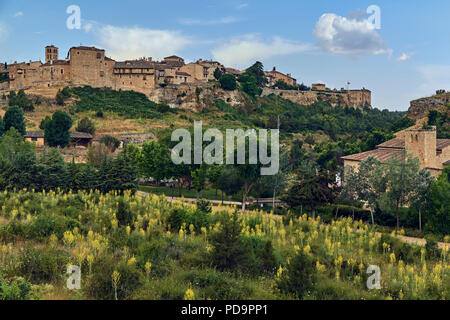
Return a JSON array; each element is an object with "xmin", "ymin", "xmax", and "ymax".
[{"xmin": 1, "ymin": 0, "xmax": 449, "ymax": 111}]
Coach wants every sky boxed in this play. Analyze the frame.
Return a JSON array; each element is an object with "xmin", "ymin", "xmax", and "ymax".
[{"xmin": 0, "ymin": 0, "xmax": 449, "ymax": 111}]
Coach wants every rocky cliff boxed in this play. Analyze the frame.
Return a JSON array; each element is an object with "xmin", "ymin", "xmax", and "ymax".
[{"xmin": 408, "ymin": 92, "xmax": 450, "ymax": 120}]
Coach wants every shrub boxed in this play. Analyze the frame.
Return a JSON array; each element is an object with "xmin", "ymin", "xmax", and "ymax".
[
  {"xmin": 99, "ymin": 135, "xmax": 121, "ymax": 152},
  {"xmin": 209, "ymin": 212, "xmax": 254, "ymax": 272},
  {"xmin": 17, "ymin": 245, "xmax": 69, "ymax": 283},
  {"xmin": 167, "ymin": 207, "xmax": 188, "ymax": 232},
  {"xmin": 116, "ymin": 199, "xmax": 136, "ymax": 228},
  {"xmin": 30, "ymin": 214, "xmax": 81, "ymax": 239},
  {"xmin": 86, "ymin": 255, "xmax": 143, "ymax": 300},
  {"xmin": 0, "ymin": 275, "xmax": 32, "ymax": 300},
  {"xmin": 425, "ymin": 236, "xmax": 440, "ymax": 259},
  {"xmin": 76, "ymin": 117, "xmax": 96, "ymax": 135},
  {"xmin": 277, "ymin": 252, "xmax": 317, "ymax": 299},
  {"xmin": 219, "ymin": 74, "xmax": 237, "ymax": 91},
  {"xmin": 156, "ymin": 103, "xmax": 170, "ymax": 113},
  {"xmin": 258, "ymin": 241, "xmax": 277, "ymax": 274}
]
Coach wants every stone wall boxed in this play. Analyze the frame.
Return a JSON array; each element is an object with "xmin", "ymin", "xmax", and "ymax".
[{"xmin": 261, "ymin": 88, "xmax": 370, "ymax": 109}]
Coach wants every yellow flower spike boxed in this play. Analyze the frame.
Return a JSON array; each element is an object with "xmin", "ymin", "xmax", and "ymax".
[
  {"xmin": 145, "ymin": 261, "xmax": 152, "ymax": 275},
  {"xmin": 277, "ymin": 265, "xmax": 283, "ymax": 278},
  {"xmin": 127, "ymin": 256, "xmax": 136, "ymax": 265},
  {"xmin": 184, "ymin": 287, "xmax": 195, "ymax": 300},
  {"xmin": 126, "ymin": 226, "xmax": 131, "ymax": 235}
]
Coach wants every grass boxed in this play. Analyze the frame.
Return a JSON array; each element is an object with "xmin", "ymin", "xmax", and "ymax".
[
  {"xmin": 138, "ymin": 185, "xmax": 241, "ymax": 202},
  {"xmin": 0, "ymin": 189, "xmax": 448, "ymax": 300}
]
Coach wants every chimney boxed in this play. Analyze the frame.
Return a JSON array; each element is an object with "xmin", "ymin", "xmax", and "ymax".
[{"xmin": 404, "ymin": 126, "xmax": 437, "ymax": 168}]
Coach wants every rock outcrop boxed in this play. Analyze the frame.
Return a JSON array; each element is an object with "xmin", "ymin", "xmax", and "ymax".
[{"xmin": 408, "ymin": 92, "xmax": 450, "ymax": 120}]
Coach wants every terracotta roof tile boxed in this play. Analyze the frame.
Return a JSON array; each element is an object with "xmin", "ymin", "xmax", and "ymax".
[{"xmin": 341, "ymin": 148, "xmax": 404, "ymax": 162}]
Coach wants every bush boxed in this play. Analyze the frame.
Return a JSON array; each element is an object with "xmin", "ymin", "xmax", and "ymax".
[
  {"xmin": 209, "ymin": 212, "xmax": 254, "ymax": 272},
  {"xmin": 156, "ymin": 103, "xmax": 170, "ymax": 113},
  {"xmin": 277, "ymin": 252, "xmax": 316, "ymax": 299},
  {"xmin": 425, "ymin": 236, "xmax": 440, "ymax": 259},
  {"xmin": 0, "ymin": 275, "xmax": 32, "ymax": 300},
  {"xmin": 116, "ymin": 199, "xmax": 136, "ymax": 228},
  {"xmin": 76, "ymin": 117, "xmax": 96, "ymax": 135},
  {"xmin": 219, "ymin": 74, "xmax": 237, "ymax": 91},
  {"xmin": 86, "ymin": 255, "xmax": 143, "ymax": 300},
  {"xmin": 314, "ymin": 278, "xmax": 363, "ymax": 300},
  {"xmin": 17, "ymin": 245, "xmax": 69, "ymax": 283},
  {"xmin": 30, "ymin": 214, "xmax": 81, "ymax": 239}
]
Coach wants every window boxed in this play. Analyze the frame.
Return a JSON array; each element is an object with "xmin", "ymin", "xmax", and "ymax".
[
  {"xmin": 61, "ymin": 69, "xmax": 64, "ymax": 74},
  {"xmin": 96, "ymin": 53, "xmax": 101, "ymax": 59},
  {"xmin": 32, "ymin": 137, "xmax": 37, "ymax": 142},
  {"xmin": 100, "ymin": 70, "xmax": 105, "ymax": 77}
]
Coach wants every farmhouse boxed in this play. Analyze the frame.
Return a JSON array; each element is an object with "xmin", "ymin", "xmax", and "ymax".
[{"xmin": 342, "ymin": 126, "xmax": 450, "ymax": 177}]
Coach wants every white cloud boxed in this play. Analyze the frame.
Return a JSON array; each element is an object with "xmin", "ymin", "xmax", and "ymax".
[
  {"xmin": 212, "ymin": 34, "xmax": 314, "ymax": 68},
  {"xmin": 237, "ymin": 3, "xmax": 248, "ymax": 9},
  {"xmin": 13, "ymin": 11, "xmax": 23, "ymax": 18},
  {"xmin": 96, "ymin": 25, "xmax": 192, "ymax": 60},
  {"xmin": 313, "ymin": 13, "xmax": 389, "ymax": 56},
  {"xmin": 397, "ymin": 52, "xmax": 412, "ymax": 61},
  {"xmin": 179, "ymin": 17, "xmax": 238, "ymax": 26}
]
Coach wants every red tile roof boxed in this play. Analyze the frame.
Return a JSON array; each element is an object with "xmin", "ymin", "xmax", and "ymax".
[{"xmin": 341, "ymin": 148, "xmax": 405, "ymax": 162}]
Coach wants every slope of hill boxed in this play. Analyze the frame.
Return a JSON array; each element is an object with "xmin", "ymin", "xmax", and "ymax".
[{"xmin": 0, "ymin": 190, "xmax": 447, "ymax": 300}]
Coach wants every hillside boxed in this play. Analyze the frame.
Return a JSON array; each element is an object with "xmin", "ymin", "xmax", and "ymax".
[
  {"xmin": 6, "ymin": 86, "xmax": 406, "ymax": 145},
  {"xmin": 408, "ymin": 91, "xmax": 450, "ymax": 138},
  {"xmin": 0, "ymin": 190, "xmax": 448, "ymax": 300}
]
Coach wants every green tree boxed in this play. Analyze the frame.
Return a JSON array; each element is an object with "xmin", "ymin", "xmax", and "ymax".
[
  {"xmin": 383, "ymin": 154, "xmax": 430, "ymax": 229},
  {"xmin": 423, "ymin": 167, "xmax": 449, "ymax": 235},
  {"xmin": 44, "ymin": 111, "xmax": 73, "ymax": 148},
  {"xmin": 210, "ymin": 211, "xmax": 253, "ymax": 271},
  {"xmin": 0, "ymin": 116, "xmax": 4, "ymax": 136},
  {"xmin": 283, "ymin": 170, "xmax": 336, "ymax": 218},
  {"xmin": 139, "ymin": 141, "xmax": 171, "ymax": 185},
  {"xmin": 219, "ymin": 74, "xmax": 237, "ymax": 90},
  {"xmin": 56, "ymin": 90, "xmax": 65, "ymax": 106},
  {"xmin": 213, "ymin": 67, "xmax": 223, "ymax": 80},
  {"xmin": 344, "ymin": 157, "xmax": 387, "ymax": 224},
  {"xmin": 207, "ymin": 165, "xmax": 222, "ymax": 196},
  {"xmin": 76, "ymin": 117, "xmax": 96, "ymax": 135},
  {"xmin": 39, "ymin": 116, "xmax": 51, "ymax": 130},
  {"xmin": 8, "ymin": 89, "xmax": 34, "ymax": 111},
  {"xmin": 191, "ymin": 165, "xmax": 206, "ymax": 199},
  {"xmin": 277, "ymin": 252, "xmax": 316, "ymax": 299},
  {"xmin": 4, "ymin": 106, "xmax": 26, "ymax": 136},
  {"xmin": 238, "ymin": 74, "xmax": 262, "ymax": 97},
  {"xmin": 244, "ymin": 61, "xmax": 267, "ymax": 87}
]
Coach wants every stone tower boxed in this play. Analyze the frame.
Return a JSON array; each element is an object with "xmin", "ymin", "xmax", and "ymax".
[
  {"xmin": 404, "ymin": 127, "xmax": 437, "ymax": 168},
  {"xmin": 45, "ymin": 45, "xmax": 58, "ymax": 64}
]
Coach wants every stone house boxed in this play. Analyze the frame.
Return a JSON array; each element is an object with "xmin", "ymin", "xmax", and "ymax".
[
  {"xmin": 265, "ymin": 67, "xmax": 297, "ymax": 87},
  {"xmin": 341, "ymin": 126, "xmax": 450, "ymax": 178}
]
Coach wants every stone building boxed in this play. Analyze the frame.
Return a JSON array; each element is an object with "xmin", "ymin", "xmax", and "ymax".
[
  {"xmin": 265, "ymin": 67, "xmax": 297, "ymax": 87},
  {"xmin": 312, "ymin": 83, "xmax": 326, "ymax": 91},
  {"xmin": 341, "ymin": 126, "xmax": 450, "ymax": 177}
]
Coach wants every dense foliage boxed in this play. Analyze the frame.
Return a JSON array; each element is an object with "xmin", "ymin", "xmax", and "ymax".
[
  {"xmin": 66, "ymin": 86, "xmax": 166, "ymax": 119},
  {"xmin": 0, "ymin": 191, "xmax": 448, "ymax": 300},
  {"xmin": 0, "ymin": 129, "xmax": 138, "ymax": 194}
]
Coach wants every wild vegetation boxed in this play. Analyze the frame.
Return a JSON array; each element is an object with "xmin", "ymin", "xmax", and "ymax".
[{"xmin": 0, "ymin": 190, "xmax": 448, "ymax": 300}]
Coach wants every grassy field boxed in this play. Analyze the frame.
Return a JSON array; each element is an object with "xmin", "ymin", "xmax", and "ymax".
[
  {"xmin": 138, "ymin": 185, "xmax": 241, "ymax": 202},
  {"xmin": 0, "ymin": 190, "xmax": 448, "ymax": 300}
]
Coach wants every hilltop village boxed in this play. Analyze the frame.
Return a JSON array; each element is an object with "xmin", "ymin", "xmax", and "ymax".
[{"xmin": 0, "ymin": 44, "xmax": 371, "ymax": 110}]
